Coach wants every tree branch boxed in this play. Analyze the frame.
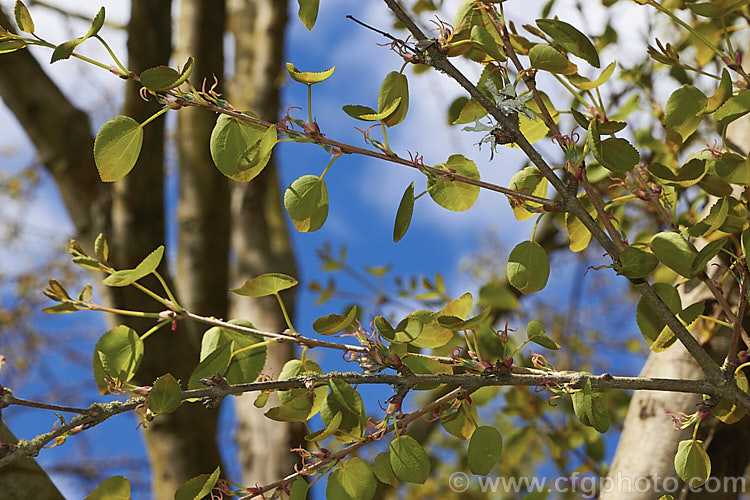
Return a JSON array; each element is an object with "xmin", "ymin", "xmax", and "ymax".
[
  {"xmin": 381, "ymin": 0, "xmax": 728, "ymax": 389},
  {"xmin": 0, "ymin": 368, "xmax": 734, "ymax": 469}
]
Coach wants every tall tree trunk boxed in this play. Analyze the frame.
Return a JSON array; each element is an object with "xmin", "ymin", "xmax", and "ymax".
[
  {"xmin": 0, "ymin": 415, "xmax": 64, "ymax": 499},
  {"xmin": 226, "ymin": 0, "xmax": 304, "ymax": 486},
  {"xmin": 174, "ymin": 1, "xmax": 231, "ymax": 361},
  {"xmin": 112, "ymin": 2, "xmax": 224, "ymax": 498}
]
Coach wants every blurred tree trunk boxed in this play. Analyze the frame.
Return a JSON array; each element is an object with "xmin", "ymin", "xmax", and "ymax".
[
  {"xmin": 110, "ymin": 2, "xmax": 225, "ymax": 498},
  {"xmin": 0, "ymin": 415, "xmax": 64, "ymax": 499},
  {"xmin": 0, "ymin": 2, "xmax": 226, "ymax": 498},
  {"xmin": 226, "ymin": 0, "xmax": 304, "ymax": 486}
]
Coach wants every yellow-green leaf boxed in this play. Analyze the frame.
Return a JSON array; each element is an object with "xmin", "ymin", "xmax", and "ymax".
[
  {"xmin": 286, "ymin": 62, "xmax": 334, "ymax": 84},
  {"xmin": 94, "ymin": 116, "xmax": 143, "ymax": 182}
]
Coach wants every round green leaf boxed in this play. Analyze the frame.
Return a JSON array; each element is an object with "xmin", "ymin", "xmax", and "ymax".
[
  {"xmin": 94, "ymin": 116, "xmax": 144, "ymax": 182},
  {"xmin": 286, "ymin": 62, "xmax": 335, "ymax": 84},
  {"xmin": 402, "ymin": 354, "xmax": 451, "ymax": 390},
  {"xmin": 289, "ymin": 477, "xmax": 309, "ymax": 500},
  {"xmin": 595, "ymin": 137, "xmax": 639, "ymax": 173},
  {"xmin": 93, "ymin": 325, "xmax": 144, "ymax": 394},
  {"xmin": 284, "ymin": 175, "xmax": 329, "ymax": 232},
  {"xmin": 378, "ymin": 71, "xmax": 409, "ymax": 127},
  {"xmin": 507, "ymin": 167, "xmax": 548, "ymax": 221},
  {"xmin": 536, "ymin": 18, "xmax": 599, "ymax": 67},
  {"xmin": 470, "ymin": 25, "xmax": 506, "ymax": 62},
  {"xmin": 140, "ymin": 66, "xmax": 180, "ymax": 91},
  {"xmin": 427, "ymin": 154, "xmax": 480, "ymax": 212},
  {"xmin": 327, "ymin": 458, "xmax": 376, "ymax": 500},
  {"xmin": 264, "ymin": 395, "xmax": 314, "ymax": 422},
  {"xmin": 712, "ymin": 371, "xmax": 748, "ymax": 424},
  {"xmin": 451, "ymin": 98, "xmax": 488, "ymax": 125},
  {"xmin": 393, "ymin": 182, "xmax": 415, "ymax": 242},
  {"xmin": 691, "ymin": 238, "xmax": 727, "ymax": 276},
  {"xmin": 583, "ymin": 381, "xmax": 610, "ymax": 433},
  {"xmin": 674, "ymin": 440, "xmax": 711, "ymax": 488},
  {"xmin": 565, "ymin": 194, "xmax": 596, "ymax": 252},
  {"xmin": 278, "ymin": 359, "xmax": 327, "ymax": 419},
  {"xmin": 478, "ymin": 282, "xmax": 519, "ymax": 310},
  {"xmin": 687, "ymin": 0, "xmax": 750, "ymax": 17},
  {"xmin": 148, "ymin": 373, "xmax": 182, "ymax": 415},
  {"xmin": 617, "ymin": 246, "xmax": 659, "ymax": 279},
  {"xmin": 468, "ymin": 426, "xmax": 503, "ymax": 475},
  {"xmin": 714, "ymin": 89, "xmax": 750, "ymax": 127},
  {"xmin": 321, "ymin": 381, "xmax": 366, "ymax": 441},
  {"xmin": 650, "ymin": 232, "xmax": 699, "ymax": 278},
  {"xmin": 507, "ymin": 240, "xmax": 550, "ymax": 294},
  {"xmin": 389, "ymin": 435, "xmax": 431, "ymax": 484},
  {"xmin": 231, "ymin": 272, "xmax": 298, "ymax": 297},
  {"xmin": 210, "ymin": 114, "xmax": 276, "ymax": 182},
  {"xmin": 85, "ymin": 476, "xmax": 130, "ymax": 500},
  {"xmin": 305, "ymin": 411, "xmax": 343, "ymax": 441}
]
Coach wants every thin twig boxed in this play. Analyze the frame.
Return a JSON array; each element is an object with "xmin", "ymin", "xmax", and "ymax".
[
  {"xmin": 173, "ymin": 100, "xmax": 563, "ymax": 211},
  {"xmin": 238, "ymin": 387, "xmax": 465, "ymax": 499}
]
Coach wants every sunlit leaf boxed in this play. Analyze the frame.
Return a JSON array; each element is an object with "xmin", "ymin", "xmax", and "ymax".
[
  {"xmin": 378, "ymin": 71, "xmax": 409, "ymax": 127},
  {"xmin": 286, "ymin": 62, "xmax": 335, "ymax": 84},
  {"xmin": 148, "ymin": 373, "xmax": 182, "ymax": 415},
  {"xmin": 427, "ymin": 154, "xmax": 480, "ymax": 212},
  {"xmin": 284, "ymin": 175, "xmax": 329, "ymax": 232},
  {"xmin": 674, "ymin": 440, "xmax": 711, "ymax": 487},
  {"xmin": 94, "ymin": 116, "xmax": 143, "ymax": 182},
  {"xmin": 85, "ymin": 476, "xmax": 130, "ymax": 500},
  {"xmin": 507, "ymin": 241, "xmax": 550, "ymax": 294}
]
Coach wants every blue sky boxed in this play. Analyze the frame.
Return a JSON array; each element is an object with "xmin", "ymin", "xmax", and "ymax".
[{"xmin": 0, "ymin": 0, "xmax": 652, "ymax": 498}]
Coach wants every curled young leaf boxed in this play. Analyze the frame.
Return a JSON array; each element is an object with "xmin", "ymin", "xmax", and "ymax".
[{"xmin": 286, "ymin": 62, "xmax": 335, "ymax": 84}]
